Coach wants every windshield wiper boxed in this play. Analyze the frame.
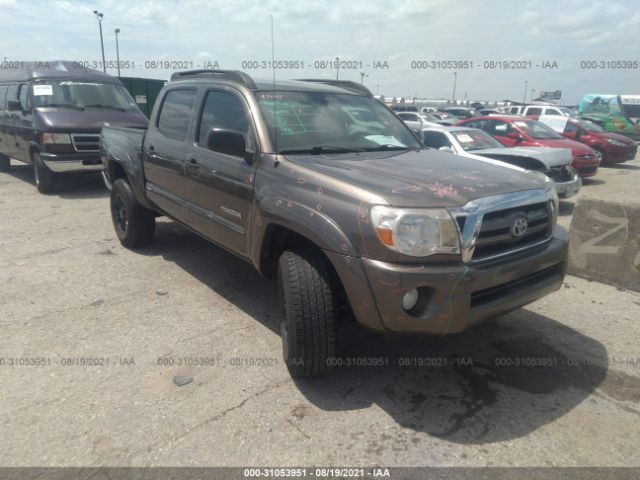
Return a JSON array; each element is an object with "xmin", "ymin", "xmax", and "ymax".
[
  {"xmin": 40, "ymin": 104, "xmax": 85, "ymax": 110},
  {"xmin": 83, "ymin": 104, "xmax": 126, "ymax": 111},
  {"xmin": 279, "ymin": 146, "xmax": 364, "ymax": 155}
]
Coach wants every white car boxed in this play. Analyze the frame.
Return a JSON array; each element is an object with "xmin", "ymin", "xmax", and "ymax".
[{"xmin": 422, "ymin": 126, "xmax": 581, "ymax": 198}]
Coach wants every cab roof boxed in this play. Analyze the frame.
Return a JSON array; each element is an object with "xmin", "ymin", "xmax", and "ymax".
[{"xmin": 0, "ymin": 60, "xmax": 118, "ymax": 83}]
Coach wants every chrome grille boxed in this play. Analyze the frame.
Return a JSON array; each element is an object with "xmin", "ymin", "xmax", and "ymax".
[
  {"xmin": 472, "ymin": 202, "xmax": 551, "ymax": 261},
  {"xmin": 71, "ymin": 134, "xmax": 100, "ymax": 152},
  {"xmin": 450, "ymin": 190, "xmax": 555, "ymax": 264}
]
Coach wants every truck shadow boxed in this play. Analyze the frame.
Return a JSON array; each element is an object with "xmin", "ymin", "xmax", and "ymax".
[
  {"xmin": 4, "ymin": 164, "xmax": 107, "ymax": 199},
  {"xmin": 143, "ymin": 220, "xmax": 615, "ymax": 445}
]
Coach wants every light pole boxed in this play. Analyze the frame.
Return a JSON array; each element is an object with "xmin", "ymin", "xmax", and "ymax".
[
  {"xmin": 530, "ymin": 88, "xmax": 535, "ymax": 103},
  {"xmin": 359, "ymin": 72, "xmax": 368, "ymax": 84},
  {"xmin": 452, "ymin": 72, "xmax": 457, "ymax": 102},
  {"xmin": 115, "ymin": 28, "xmax": 121, "ymax": 77},
  {"xmin": 93, "ymin": 10, "xmax": 106, "ymax": 72},
  {"xmin": 523, "ymin": 80, "xmax": 528, "ymax": 103}
]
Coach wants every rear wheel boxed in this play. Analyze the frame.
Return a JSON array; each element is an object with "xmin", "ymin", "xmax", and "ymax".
[
  {"xmin": 110, "ymin": 178, "xmax": 155, "ymax": 248},
  {"xmin": 0, "ymin": 154, "xmax": 10, "ymax": 172},
  {"xmin": 278, "ymin": 248, "xmax": 337, "ymax": 378},
  {"xmin": 33, "ymin": 153, "xmax": 55, "ymax": 194}
]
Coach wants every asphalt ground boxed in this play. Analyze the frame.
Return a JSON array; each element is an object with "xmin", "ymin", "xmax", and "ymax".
[{"xmin": 0, "ymin": 154, "xmax": 639, "ymax": 468}]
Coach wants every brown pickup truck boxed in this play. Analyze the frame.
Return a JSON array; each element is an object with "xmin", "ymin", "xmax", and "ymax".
[{"xmin": 100, "ymin": 70, "xmax": 568, "ymax": 378}]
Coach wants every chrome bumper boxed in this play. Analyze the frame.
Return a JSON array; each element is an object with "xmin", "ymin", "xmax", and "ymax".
[
  {"xmin": 42, "ymin": 159, "xmax": 104, "ymax": 173},
  {"xmin": 553, "ymin": 175, "xmax": 581, "ymax": 198}
]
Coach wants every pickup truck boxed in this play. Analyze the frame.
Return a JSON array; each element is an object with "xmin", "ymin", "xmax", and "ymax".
[{"xmin": 101, "ymin": 70, "xmax": 568, "ymax": 378}]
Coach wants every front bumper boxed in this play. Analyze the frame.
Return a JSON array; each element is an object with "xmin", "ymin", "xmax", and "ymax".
[
  {"xmin": 40, "ymin": 152, "xmax": 103, "ymax": 174},
  {"xmin": 604, "ymin": 143, "xmax": 637, "ymax": 163},
  {"xmin": 553, "ymin": 174, "xmax": 581, "ymax": 198},
  {"xmin": 356, "ymin": 227, "xmax": 568, "ymax": 335}
]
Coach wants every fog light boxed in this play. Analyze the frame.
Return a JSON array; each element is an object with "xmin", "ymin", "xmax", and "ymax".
[{"xmin": 402, "ymin": 289, "xmax": 420, "ymax": 311}]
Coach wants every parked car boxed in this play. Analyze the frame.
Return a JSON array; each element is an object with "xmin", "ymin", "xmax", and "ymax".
[
  {"xmin": 479, "ymin": 109, "xmax": 501, "ymax": 115},
  {"xmin": 390, "ymin": 104, "xmax": 418, "ymax": 112},
  {"xmin": 442, "ymin": 107, "xmax": 477, "ymax": 119},
  {"xmin": 101, "ymin": 70, "xmax": 567, "ymax": 378},
  {"xmin": 422, "ymin": 126, "xmax": 580, "ymax": 198},
  {"xmin": 0, "ymin": 61, "xmax": 148, "ymax": 192},
  {"xmin": 539, "ymin": 115, "xmax": 638, "ymax": 164},
  {"xmin": 430, "ymin": 111, "xmax": 460, "ymax": 125},
  {"xmin": 457, "ymin": 116, "xmax": 601, "ymax": 177},
  {"xmin": 421, "ymin": 106, "xmax": 439, "ymax": 113},
  {"xmin": 396, "ymin": 112, "xmax": 440, "ymax": 131},
  {"xmin": 522, "ymin": 105, "xmax": 572, "ymax": 120}
]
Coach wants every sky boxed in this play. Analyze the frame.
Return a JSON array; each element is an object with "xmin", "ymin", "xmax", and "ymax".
[{"xmin": 1, "ymin": 0, "xmax": 639, "ymax": 104}]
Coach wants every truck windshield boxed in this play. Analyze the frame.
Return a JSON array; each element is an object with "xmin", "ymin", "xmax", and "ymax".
[
  {"xmin": 31, "ymin": 81, "xmax": 137, "ymax": 111},
  {"xmin": 254, "ymin": 91, "xmax": 423, "ymax": 154}
]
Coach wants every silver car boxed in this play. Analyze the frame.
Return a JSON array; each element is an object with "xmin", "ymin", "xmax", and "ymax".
[{"xmin": 422, "ymin": 126, "xmax": 581, "ymax": 198}]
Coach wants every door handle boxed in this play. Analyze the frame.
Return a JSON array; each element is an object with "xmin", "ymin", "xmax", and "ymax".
[
  {"xmin": 148, "ymin": 145, "xmax": 155, "ymax": 152},
  {"xmin": 187, "ymin": 157, "xmax": 200, "ymax": 171}
]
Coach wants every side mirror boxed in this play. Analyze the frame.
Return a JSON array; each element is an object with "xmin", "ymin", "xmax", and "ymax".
[
  {"xmin": 7, "ymin": 100, "xmax": 22, "ymax": 112},
  {"xmin": 207, "ymin": 128, "xmax": 247, "ymax": 158},
  {"xmin": 438, "ymin": 146, "xmax": 454, "ymax": 153}
]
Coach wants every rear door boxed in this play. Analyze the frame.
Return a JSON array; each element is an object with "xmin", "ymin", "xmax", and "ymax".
[
  {"xmin": 143, "ymin": 87, "xmax": 198, "ymax": 219},
  {"xmin": 183, "ymin": 87, "xmax": 257, "ymax": 256}
]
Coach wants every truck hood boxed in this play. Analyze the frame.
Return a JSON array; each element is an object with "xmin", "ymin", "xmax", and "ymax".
[
  {"xmin": 285, "ymin": 149, "xmax": 548, "ymax": 208},
  {"xmin": 36, "ymin": 108, "xmax": 148, "ymax": 132},
  {"xmin": 473, "ymin": 146, "xmax": 572, "ymax": 168}
]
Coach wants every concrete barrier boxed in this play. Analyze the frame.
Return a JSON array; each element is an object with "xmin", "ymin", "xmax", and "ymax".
[{"xmin": 568, "ymin": 198, "xmax": 640, "ymax": 292}]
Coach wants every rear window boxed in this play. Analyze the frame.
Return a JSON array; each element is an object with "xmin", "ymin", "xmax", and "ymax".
[{"xmin": 157, "ymin": 89, "xmax": 197, "ymax": 142}]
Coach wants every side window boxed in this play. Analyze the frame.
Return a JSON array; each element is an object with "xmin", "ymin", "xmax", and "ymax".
[
  {"xmin": 18, "ymin": 84, "xmax": 29, "ymax": 110},
  {"xmin": 0, "ymin": 85, "xmax": 7, "ymax": 110},
  {"xmin": 489, "ymin": 120, "xmax": 512, "ymax": 136},
  {"xmin": 527, "ymin": 107, "xmax": 542, "ymax": 116},
  {"xmin": 464, "ymin": 120, "xmax": 486, "ymax": 129},
  {"xmin": 197, "ymin": 90, "xmax": 251, "ymax": 147},
  {"xmin": 157, "ymin": 89, "xmax": 197, "ymax": 142},
  {"xmin": 6, "ymin": 84, "xmax": 18, "ymax": 104},
  {"xmin": 564, "ymin": 121, "xmax": 578, "ymax": 134},
  {"xmin": 423, "ymin": 131, "xmax": 452, "ymax": 149}
]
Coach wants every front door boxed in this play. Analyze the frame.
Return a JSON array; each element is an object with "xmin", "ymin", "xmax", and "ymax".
[{"xmin": 183, "ymin": 88, "xmax": 257, "ymax": 256}]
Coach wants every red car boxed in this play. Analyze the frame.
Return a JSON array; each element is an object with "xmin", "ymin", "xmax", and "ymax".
[
  {"xmin": 538, "ymin": 115, "xmax": 638, "ymax": 164},
  {"xmin": 456, "ymin": 116, "xmax": 601, "ymax": 177}
]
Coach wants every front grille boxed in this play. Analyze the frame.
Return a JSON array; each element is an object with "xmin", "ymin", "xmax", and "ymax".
[
  {"xmin": 71, "ymin": 134, "xmax": 100, "ymax": 152},
  {"xmin": 470, "ymin": 264, "xmax": 563, "ymax": 309},
  {"xmin": 627, "ymin": 145, "xmax": 638, "ymax": 159},
  {"xmin": 575, "ymin": 154, "xmax": 597, "ymax": 161},
  {"xmin": 471, "ymin": 202, "xmax": 552, "ymax": 261},
  {"xmin": 545, "ymin": 165, "xmax": 574, "ymax": 183}
]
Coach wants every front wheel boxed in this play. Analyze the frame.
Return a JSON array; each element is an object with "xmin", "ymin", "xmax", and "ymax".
[
  {"xmin": 593, "ymin": 147, "xmax": 607, "ymax": 164},
  {"xmin": 110, "ymin": 178, "xmax": 156, "ymax": 248},
  {"xmin": 33, "ymin": 153, "xmax": 55, "ymax": 193},
  {"xmin": 278, "ymin": 248, "xmax": 337, "ymax": 378}
]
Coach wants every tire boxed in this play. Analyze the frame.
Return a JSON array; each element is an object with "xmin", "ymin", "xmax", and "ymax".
[
  {"xmin": 593, "ymin": 147, "xmax": 607, "ymax": 164},
  {"xmin": 32, "ymin": 153, "xmax": 55, "ymax": 193},
  {"xmin": 278, "ymin": 248, "xmax": 337, "ymax": 378},
  {"xmin": 110, "ymin": 178, "xmax": 155, "ymax": 248},
  {"xmin": 0, "ymin": 154, "xmax": 10, "ymax": 172}
]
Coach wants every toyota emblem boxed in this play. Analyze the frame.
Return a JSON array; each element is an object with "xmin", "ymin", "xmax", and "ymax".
[{"xmin": 511, "ymin": 216, "xmax": 528, "ymax": 238}]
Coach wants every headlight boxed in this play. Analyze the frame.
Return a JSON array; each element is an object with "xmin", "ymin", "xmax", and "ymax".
[
  {"xmin": 370, "ymin": 206, "xmax": 460, "ymax": 257},
  {"xmin": 42, "ymin": 133, "xmax": 72, "ymax": 144},
  {"xmin": 607, "ymin": 139, "xmax": 626, "ymax": 147}
]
